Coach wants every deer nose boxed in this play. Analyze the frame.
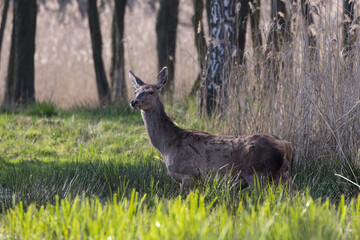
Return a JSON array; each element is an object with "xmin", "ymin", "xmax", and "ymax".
[{"xmin": 130, "ymin": 100, "xmax": 138, "ymax": 107}]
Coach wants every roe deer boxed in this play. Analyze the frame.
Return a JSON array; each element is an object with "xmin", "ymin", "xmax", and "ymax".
[{"xmin": 129, "ymin": 67, "xmax": 298, "ymax": 191}]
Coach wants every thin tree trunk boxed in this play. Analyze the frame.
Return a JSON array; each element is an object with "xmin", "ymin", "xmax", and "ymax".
[
  {"xmin": 4, "ymin": 8, "xmax": 15, "ymax": 106},
  {"xmin": 201, "ymin": 0, "xmax": 236, "ymax": 114},
  {"xmin": 156, "ymin": 0, "xmax": 179, "ymax": 96},
  {"xmin": 236, "ymin": 0, "xmax": 262, "ymax": 64},
  {"xmin": 269, "ymin": 0, "xmax": 289, "ymax": 50},
  {"xmin": 0, "ymin": 0, "xmax": 10, "ymax": 67},
  {"xmin": 237, "ymin": 0, "xmax": 250, "ymax": 64},
  {"xmin": 205, "ymin": 0, "xmax": 211, "ymax": 33},
  {"xmin": 263, "ymin": 0, "xmax": 290, "ymax": 92},
  {"xmin": 301, "ymin": 0, "xmax": 317, "ymax": 60},
  {"xmin": 190, "ymin": 0, "xmax": 207, "ymax": 96},
  {"xmin": 249, "ymin": 0, "xmax": 262, "ymax": 79},
  {"xmin": 249, "ymin": 0, "xmax": 262, "ymax": 49},
  {"xmin": 344, "ymin": 0, "xmax": 355, "ymax": 51},
  {"xmin": 111, "ymin": 0, "xmax": 127, "ymax": 102},
  {"xmin": 87, "ymin": 0, "xmax": 110, "ymax": 105}
]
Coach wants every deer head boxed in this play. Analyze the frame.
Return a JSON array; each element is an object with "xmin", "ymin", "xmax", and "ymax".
[{"xmin": 129, "ymin": 67, "xmax": 168, "ymax": 111}]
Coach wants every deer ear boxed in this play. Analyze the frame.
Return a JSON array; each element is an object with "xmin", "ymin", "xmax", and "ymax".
[
  {"xmin": 156, "ymin": 67, "xmax": 168, "ymax": 89},
  {"xmin": 129, "ymin": 70, "xmax": 145, "ymax": 89}
]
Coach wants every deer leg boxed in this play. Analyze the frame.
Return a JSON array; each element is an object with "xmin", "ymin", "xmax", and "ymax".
[
  {"xmin": 243, "ymin": 174, "xmax": 255, "ymax": 189},
  {"xmin": 243, "ymin": 174, "xmax": 266, "ymax": 190},
  {"xmin": 168, "ymin": 171, "xmax": 194, "ymax": 192}
]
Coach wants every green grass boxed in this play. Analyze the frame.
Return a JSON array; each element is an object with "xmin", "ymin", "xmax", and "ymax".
[{"xmin": 0, "ymin": 102, "xmax": 359, "ymax": 239}]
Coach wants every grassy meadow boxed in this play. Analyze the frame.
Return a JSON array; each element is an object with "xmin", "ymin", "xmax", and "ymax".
[
  {"xmin": 0, "ymin": 102, "xmax": 359, "ymax": 239},
  {"xmin": 1, "ymin": 0, "xmax": 360, "ymax": 239}
]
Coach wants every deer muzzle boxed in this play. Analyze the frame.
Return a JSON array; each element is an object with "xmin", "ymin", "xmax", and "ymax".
[{"xmin": 130, "ymin": 99, "xmax": 138, "ymax": 109}]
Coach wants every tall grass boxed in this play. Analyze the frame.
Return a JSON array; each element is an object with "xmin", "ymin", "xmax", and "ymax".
[{"xmin": 204, "ymin": 1, "xmax": 360, "ymax": 198}]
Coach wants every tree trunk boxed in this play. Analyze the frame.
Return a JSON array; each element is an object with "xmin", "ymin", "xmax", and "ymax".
[
  {"xmin": 301, "ymin": 0, "xmax": 317, "ymax": 60},
  {"xmin": 201, "ymin": 0, "xmax": 236, "ymax": 114},
  {"xmin": 237, "ymin": 0, "xmax": 250, "ymax": 64},
  {"xmin": 249, "ymin": 0, "xmax": 262, "ymax": 79},
  {"xmin": 4, "ymin": 9, "xmax": 15, "ymax": 106},
  {"xmin": 87, "ymin": 0, "xmax": 110, "ymax": 105},
  {"xmin": 249, "ymin": 0, "xmax": 262, "ymax": 49},
  {"xmin": 236, "ymin": 0, "xmax": 262, "ymax": 65},
  {"xmin": 0, "ymin": 0, "xmax": 10, "ymax": 67},
  {"xmin": 263, "ymin": 0, "xmax": 290, "ymax": 92},
  {"xmin": 111, "ymin": 0, "xmax": 127, "ymax": 102},
  {"xmin": 343, "ymin": 0, "xmax": 355, "ymax": 52},
  {"xmin": 4, "ymin": 0, "xmax": 37, "ymax": 106},
  {"xmin": 156, "ymin": 0, "xmax": 179, "ymax": 96},
  {"xmin": 190, "ymin": 0, "xmax": 207, "ymax": 96},
  {"xmin": 269, "ymin": 0, "xmax": 290, "ymax": 50}
]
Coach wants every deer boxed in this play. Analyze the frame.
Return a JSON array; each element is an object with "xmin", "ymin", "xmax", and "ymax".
[{"xmin": 129, "ymin": 67, "xmax": 298, "ymax": 191}]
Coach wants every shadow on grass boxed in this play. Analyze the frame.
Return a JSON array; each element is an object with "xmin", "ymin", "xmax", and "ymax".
[
  {"xmin": 0, "ymin": 158, "xmax": 180, "ymax": 213},
  {"xmin": 293, "ymin": 158, "xmax": 360, "ymax": 202},
  {"xmin": 2, "ymin": 156, "xmax": 358, "ymax": 213}
]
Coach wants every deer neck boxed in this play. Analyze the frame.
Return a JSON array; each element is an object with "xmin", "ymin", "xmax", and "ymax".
[{"xmin": 141, "ymin": 98, "xmax": 181, "ymax": 154}]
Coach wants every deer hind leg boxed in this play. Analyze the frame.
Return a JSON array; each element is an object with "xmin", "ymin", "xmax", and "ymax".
[
  {"xmin": 243, "ymin": 174, "xmax": 256, "ymax": 189},
  {"xmin": 243, "ymin": 174, "xmax": 267, "ymax": 190}
]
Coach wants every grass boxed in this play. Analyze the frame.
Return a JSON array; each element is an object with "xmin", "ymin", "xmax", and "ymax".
[{"xmin": 0, "ymin": 102, "xmax": 359, "ymax": 239}]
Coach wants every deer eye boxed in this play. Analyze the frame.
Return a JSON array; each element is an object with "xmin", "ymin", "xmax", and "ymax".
[{"xmin": 149, "ymin": 91, "xmax": 154, "ymax": 95}]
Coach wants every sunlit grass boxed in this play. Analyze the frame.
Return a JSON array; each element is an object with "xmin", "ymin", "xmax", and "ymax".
[{"xmin": 1, "ymin": 190, "xmax": 360, "ymax": 240}]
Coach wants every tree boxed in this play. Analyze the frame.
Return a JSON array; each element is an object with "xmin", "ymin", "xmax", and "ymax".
[
  {"xmin": 111, "ymin": 0, "xmax": 127, "ymax": 102},
  {"xmin": 201, "ymin": 0, "xmax": 236, "ymax": 114},
  {"xmin": 156, "ymin": 0, "xmax": 179, "ymax": 96},
  {"xmin": 268, "ymin": 0, "xmax": 290, "ymax": 50},
  {"xmin": 87, "ymin": 0, "xmax": 110, "ymax": 105},
  {"xmin": 190, "ymin": 0, "xmax": 207, "ymax": 96},
  {"xmin": 4, "ymin": 0, "xmax": 37, "ymax": 106},
  {"xmin": 237, "ymin": 0, "xmax": 262, "ymax": 64},
  {"xmin": 0, "ymin": 0, "xmax": 10, "ymax": 67},
  {"xmin": 344, "ymin": 0, "xmax": 355, "ymax": 52}
]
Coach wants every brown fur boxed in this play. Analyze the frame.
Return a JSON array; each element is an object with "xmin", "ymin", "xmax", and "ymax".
[{"xmin": 129, "ymin": 67, "xmax": 297, "ymax": 190}]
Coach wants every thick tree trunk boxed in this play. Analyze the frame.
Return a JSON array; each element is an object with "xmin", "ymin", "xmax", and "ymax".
[
  {"xmin": 156, "ymin": 0, "xmax": 179, "ymax": 96},
  {"xmin": 201, "ymin": 0, "xmax": 236, "ymax": 114},
  {"xmin": 87, "ymin": 0, "xmax": 110, "ymax": 105},
  {"xmin": 14, "ymin": 0, "xmax": 37, "ymax": 104},
  {"xmin": 4, "ymin": 0, "xmax": 37, "ymax": 106},
  {"xmin": 111, "ymin": 0, "xmax": 127, "ymax": 102},
  {"xmin": 190, "ymin": 0, "xmax": 207, "ymax": 96},
  {"xmin": 0, "ymin": 0, "xmax": 10, "ymax": 67}
]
